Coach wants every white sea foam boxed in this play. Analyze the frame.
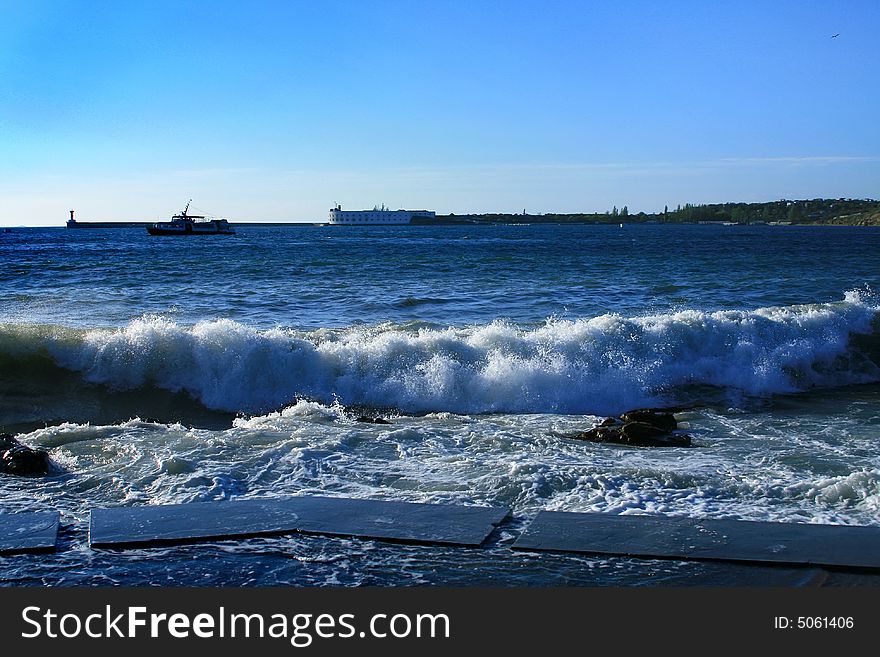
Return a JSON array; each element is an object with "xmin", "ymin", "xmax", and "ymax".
[
  {"xmin": 799, "ymin": 469, "xmax": 880, "ymax": 511},
  {"xmin": 2, "ymin": 292, "xmax": 879, "ymax": 415}
]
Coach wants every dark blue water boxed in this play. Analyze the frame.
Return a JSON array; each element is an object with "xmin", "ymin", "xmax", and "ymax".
[
  {"xmin": 2, "ymin": 223, "xmax": 880, "ymax": 586},
  {"xmin": 4, "ymin": 224, "xmax": 878, "ymax": 329}
]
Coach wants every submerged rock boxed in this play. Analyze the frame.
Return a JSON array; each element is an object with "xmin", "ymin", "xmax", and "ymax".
[
  {"xmin": 618, "ymin": 409, "xmax": 678, "ymax": 432},
  {"xmin": 0, "ymin": 433, "xmax": 52, "ymax": 476},
  {"xmin": 568, "ymin": 408, "xmax": 693, "ymax": 448},
  {"xmin": 355, "ymin": 416, "xmax": 392, "ymax": 425},
  {"xmin": 620, "ymin": 422, "xmax": 692, "ymax": 447}
]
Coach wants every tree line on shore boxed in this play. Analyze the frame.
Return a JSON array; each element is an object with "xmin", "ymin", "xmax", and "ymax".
[{"xmin": 432, "ymin": 198, "xmax": 880, "ymax": 225}]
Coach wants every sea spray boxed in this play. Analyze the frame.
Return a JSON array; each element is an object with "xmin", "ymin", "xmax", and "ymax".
[{"xmin": 1, "ymin": 293, "xmax": 878, "ymax": 416}]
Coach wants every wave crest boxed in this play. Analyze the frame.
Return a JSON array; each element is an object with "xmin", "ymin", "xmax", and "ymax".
[{"xmin": 2, "ymin": 294, "xmax": 879, "ymax": 415}]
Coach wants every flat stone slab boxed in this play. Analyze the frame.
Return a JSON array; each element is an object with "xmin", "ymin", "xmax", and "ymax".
[
  {"xmin": 0, "ymin": 511, "xmax": 60, "ymax": 554},
  {"xmin": 512, "ymin": 511, "xmax": 880, "ymax": 570},
  {"xmin": 90, "ymin": 496, "xmax": 510, "ymax": 549}
]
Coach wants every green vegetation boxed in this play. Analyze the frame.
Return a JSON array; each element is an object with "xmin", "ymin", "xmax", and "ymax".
[{"xmin": 429, "ymin": 198, "xmax": 880, "ymax": 226}]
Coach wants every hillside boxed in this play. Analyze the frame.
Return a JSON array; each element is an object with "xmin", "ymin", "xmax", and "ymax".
[{"xmin": 428, "ymin": 198, "xmax": 880, "ymax": 226}]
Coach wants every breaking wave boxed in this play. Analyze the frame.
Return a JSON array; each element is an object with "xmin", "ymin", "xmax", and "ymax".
[{"xmin": 2, "ymin": 291, "xmax": 879, "ymax": 416}]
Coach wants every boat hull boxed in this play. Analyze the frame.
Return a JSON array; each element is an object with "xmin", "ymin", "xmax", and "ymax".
[
  {"xmin": 146, "ymin": 227, "xmax": 235, "ymax": 235},
  {"xmin": 146, "ymin": 204, "xmax": 235, "ymax": 235}
]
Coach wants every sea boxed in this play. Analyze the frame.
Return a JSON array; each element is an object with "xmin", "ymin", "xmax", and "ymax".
[{"xmin": 2, "ymin": 222, "xmax": 880, "ymax": 586}]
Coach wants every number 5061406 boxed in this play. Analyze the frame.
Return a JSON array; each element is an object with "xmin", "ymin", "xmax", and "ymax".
[{"xmin": 797, "ymin": 617, "xmax": 853, "ymax": 629}]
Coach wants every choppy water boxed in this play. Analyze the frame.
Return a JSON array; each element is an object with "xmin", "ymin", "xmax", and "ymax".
[{"xmin": 2, "ymin": 223, "xmax": 880, "ymax": 586}]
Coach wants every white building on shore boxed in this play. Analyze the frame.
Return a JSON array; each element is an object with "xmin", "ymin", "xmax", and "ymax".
[{"xmin": 327, "ymin": 204, "xmax": 435, "ymax": 225}]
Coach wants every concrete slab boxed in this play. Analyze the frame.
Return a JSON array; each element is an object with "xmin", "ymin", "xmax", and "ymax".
[
  {"xmin": 0, "ymin": 511, "xmax": 60, "ymax": 554},
  {"xmin": 512, "ymin": 511, "xmax": 880, "ymax": 570},
  {"xmin": 90, "ymin": 496, "xmax": 510, "ymax": 549}
]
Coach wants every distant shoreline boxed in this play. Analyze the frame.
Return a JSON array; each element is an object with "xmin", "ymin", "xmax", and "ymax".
[
  {"xmin": 425, "ymin": 197, "xmax": 880, "ymax": 226},
  {"xmin": 58, "ymin": 220, "xmax": 880, "ymax": 229},
  {"xmin": 43, "ymin": 197, "xmax": 880, "ymax": 228}
]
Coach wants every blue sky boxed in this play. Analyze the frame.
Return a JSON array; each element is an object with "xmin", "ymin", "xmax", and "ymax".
[{"xmin": 1, "ymin": 0, "xmax": 878, "ymax": 224}]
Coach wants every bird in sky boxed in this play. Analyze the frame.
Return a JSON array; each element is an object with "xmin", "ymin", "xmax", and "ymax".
[{"xmin": 831, "ymin": 33, "xmax": 840, "ymax": 38}]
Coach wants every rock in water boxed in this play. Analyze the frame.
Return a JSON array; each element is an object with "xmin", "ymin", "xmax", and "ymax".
[
  {"xmin": 567, "ymin": 409, "xmax": 692, "ymax": 448},
  {"xmin": 0, "ymin": 433, "xmax": 52, "ymax": 476},
  {"xmin": 619, "ymin": 422, "xmax": 691, "ymax": 447},
  {"xmin": 620, "ymin": 421, "xmax": 668, "ymax": 441},
  {"xmin": 355, "ymin": 416, "xmax": 392, "ymax": 425},
  {"xmin": 618, "ymin": 409, "xmax": 678, "ymax": 432}
]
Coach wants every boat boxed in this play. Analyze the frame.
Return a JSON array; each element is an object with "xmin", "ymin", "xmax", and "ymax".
[{"xmin": 147, "ymin": 201, "xmax": 235, "ymax": 235}]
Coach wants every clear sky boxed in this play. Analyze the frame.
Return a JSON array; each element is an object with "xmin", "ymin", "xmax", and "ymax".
[{"xmin": 1, "ymin": 0, "xmax": 878, "ymax": 225}]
